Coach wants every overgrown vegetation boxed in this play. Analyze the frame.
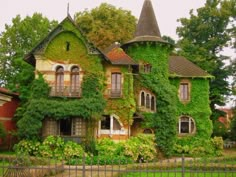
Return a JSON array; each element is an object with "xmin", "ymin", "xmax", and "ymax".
[
  {"xmin": 125, "ymin": 42, "xmax": 177, "ymax": 156},
  {"xmin": 14, "ymin": 134, "xmax": 157, "ymax": 165}
]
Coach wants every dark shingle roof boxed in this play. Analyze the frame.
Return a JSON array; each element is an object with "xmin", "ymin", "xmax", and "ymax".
[
  {"xmin": 169, "ymin": 56, "xmax": 212, "ymax": 78},
  {"xmin": 123, "ymin": 0, "xmax": 168, "ymax": 45},
  {"xmin": 105, "ymin": 46, "xmax": 137, "ymax": 65}
]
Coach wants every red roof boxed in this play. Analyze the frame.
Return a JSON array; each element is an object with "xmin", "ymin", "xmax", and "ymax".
[
  {"xmin": 0, "ymin": 87, "xmax": 19, "ymax": 96},
  {"xmin": 106, "ymin": 47, "xmax": 137, "ymax": 65}
]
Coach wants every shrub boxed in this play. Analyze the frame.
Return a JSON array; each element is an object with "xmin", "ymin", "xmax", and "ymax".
[
  {"xmin": 123, "ymin": 134, "xmax": 157, "ymax": 162},
  {"xmin": 174, "ymin": 137, "xmax": 223, "ymax": 156},
  {"xmin": 13, "ymin": 139, "xmax": 41, "ymax": 156},
  {"xmin": 64, "ymin": 141, "xmax": 85, "ymax": 160},
  {"xmin": 95, "ymin": 138, "xmax": 124, "ymax": 156}
]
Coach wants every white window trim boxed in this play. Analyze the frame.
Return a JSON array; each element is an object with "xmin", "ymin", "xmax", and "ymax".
[
  {"xmin": 178, "ymin": 116, "xmax": 196, "ymax": 135},
  {"xmin": 98, "ymin": 114, "xmax": 126, "ymax": 137}
]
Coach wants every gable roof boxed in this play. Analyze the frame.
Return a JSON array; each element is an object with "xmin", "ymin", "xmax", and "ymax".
[
  {"xmin": 103, "ymin": 43, "xmax": 137, "ymax": 65},
  {"xmin": 169, "ymin": 56, "xmax": 212, "ymax": 78},
  {"xmin": 123, "ymin": 0, "xmax": 168, "ymax": 45},
  {"xmin": 24, "ymin": 15, "xmax": 101, "ymax": 66}
]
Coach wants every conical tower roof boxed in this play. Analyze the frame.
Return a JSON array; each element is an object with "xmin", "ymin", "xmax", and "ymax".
[{"xmin": 123, "ymin": 0, "xmax": 167, "ymax": 45}]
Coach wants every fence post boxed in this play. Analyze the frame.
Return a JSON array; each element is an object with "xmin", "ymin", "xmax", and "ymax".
[
  {"xmin": 181, "ymin": 154, "xmax": 185, "ymax": 177},
  {"xmin": 82, "ymin": 153, "xmax": 86, "ymax": 177}
]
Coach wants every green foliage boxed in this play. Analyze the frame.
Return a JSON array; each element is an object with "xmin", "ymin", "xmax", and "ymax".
[
  {"xmin": 93, "ymin": 134, "xmax": 157, "ymax": 163},
  {"xmin": 0, "ymin": 122, "xmax": 6, "ymax": 139},
  {"xmin": 125, "ymin": 43, "xmax": 177, "ymax": 156},
  {"xmin": 75, "ymin": 3, "xmax": 136, "ymax": 50},
  {"xmin": 123, "ymin": 134, "xmax": 157, "ymax": 162},
  {"xmin": 174, "ymin": 136, "xmax": 223, "ymax": 156},
  {"xmin": 0, "ymin": 13, "xmax": 57, "ymax": 86},
  {"xmin": 14, "ymin": 136, "xmax": 85, "ymax": 160},
  {"xmin": 171, "ymin": 79, "xmax": 212, "ymax": 139},
  {"xmin": 176, "ymin": 0, "xmax": 234, "ymax": 127},
  {"xmin": 105, "ymin": 67, "xmax": 136, "ymax": 124},
  {"xmin": 17, "ymin": 73, "xmax": 106, "ymax": 139},
  {"xmin": 229, "ymin": 111, "xmax": 236, "ymax": 141},
  {"xmin": 96, "ymin": 138, "xmax": 123, "ymax": 157}
]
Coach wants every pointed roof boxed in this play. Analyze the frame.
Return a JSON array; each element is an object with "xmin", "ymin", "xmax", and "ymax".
[
  {"xmin": 123, "ymin": 0, "xmax": 168, "ymax": 45},
  {"xmin": 135, "ymin": 0, "xmax": 161, "ymax": 37}
]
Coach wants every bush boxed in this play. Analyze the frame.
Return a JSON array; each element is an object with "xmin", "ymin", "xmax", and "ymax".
[
  {"xmin": 96, "ymin": 138, "xmax": 124, "ymax": 156},
  {"xmin": 14, "ymin": 136, "xmax": 85, "ymax": 160},
  {"xmin": 13, "ymin": 139, "xmax": 41, "ymax": 156},
  {"xmin": 174, "ymin": 137, "xmax": 223, "ymax": 156},
  {"xmin": 123, "ymin": 134, "xmax": 157, "ymax": 162},
  {"xmin": 64, "ymin": 141, "xmax": 85, "ymax": 160}
]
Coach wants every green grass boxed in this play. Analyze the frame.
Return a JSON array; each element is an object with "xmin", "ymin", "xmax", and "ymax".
[{"xmin": 121, "ymin": 172, "xmax": 236, "ymax": 177}]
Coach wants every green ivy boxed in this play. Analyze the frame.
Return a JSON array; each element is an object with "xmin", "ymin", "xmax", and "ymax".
[
  {"xmin": 17, "ymin": 73, "xmax": 106, "ymax": 139},
  {"xmin": 105, "ymin": 66, "xmax": 136, "ymax": 125},
  {"xmin": 124, "ymin": 42, "xmax": 177, "ymax": 156}
]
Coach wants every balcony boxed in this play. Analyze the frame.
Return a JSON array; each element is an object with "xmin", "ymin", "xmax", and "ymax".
[
  {"xmin": 50, "ymin": 86, "xmax": 81, "ymax": 98},
  {"xmin": 107, "ymin": 89, "xmax": 123, "ymax": 98}
]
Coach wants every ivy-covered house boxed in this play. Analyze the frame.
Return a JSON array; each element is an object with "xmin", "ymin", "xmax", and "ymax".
[{"xmin": 23, "ymin": 0, "xmax": 212, "ymax": 152}]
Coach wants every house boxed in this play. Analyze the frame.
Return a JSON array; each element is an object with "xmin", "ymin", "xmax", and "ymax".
[
  {"xmin": 23, "ymin": 0, "xmax": 212, "ymax": 145},
  {"xmin": 0, "ymin": 88, "xmax": 19, "ymax": 149}
]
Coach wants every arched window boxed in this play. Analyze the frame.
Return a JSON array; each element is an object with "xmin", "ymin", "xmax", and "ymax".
[
  {"xmin": 56, "ymin": 66, "xmax": 64, "ymax": 94},
  {"xmin": 146, "ymin": 94, "xmax": 150, "ymax": 108},
  {"xmin": 178, "ymin": 116, "xmax": 195, "ymax": 134},
  {"xmin": 141, "ymin": 92, "xmax": 145, "ymax": 106},
  {"xmin": 151, "ymin": 96, "xmax": 155, "ymax": 111},
  {"xmin": 71, "ymin": 66, "xmax": 80, "ymax": 95}
]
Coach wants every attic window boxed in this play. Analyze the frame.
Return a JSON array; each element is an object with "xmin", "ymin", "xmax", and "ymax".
[
  {"xmin": 66, "ymin": 41, "xmax": 70, "ymax": 51},
  {"xmin": 143, "ymin": 64, "xmax": 152, "ymax": 73}
]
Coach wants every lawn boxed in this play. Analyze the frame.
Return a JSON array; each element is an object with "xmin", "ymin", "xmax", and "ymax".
[{"xmin": 121, "ymin": 172, "xmax": 235, "ymax": 177}]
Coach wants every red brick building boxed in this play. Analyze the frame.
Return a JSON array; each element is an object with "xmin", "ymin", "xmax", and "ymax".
[{"xmin": 0, "ymin": 87, "xmax": 19, "ymax": 149}]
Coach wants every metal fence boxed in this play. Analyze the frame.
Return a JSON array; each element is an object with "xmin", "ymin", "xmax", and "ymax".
[{"xmin": 0, "ymin": 155, "xmax": 236, "ymax": 177}]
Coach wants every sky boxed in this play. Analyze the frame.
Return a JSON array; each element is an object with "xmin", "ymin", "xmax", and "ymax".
[{"xmin": 0, "ymin": 0, "xmax": 206, "ymax": 40}]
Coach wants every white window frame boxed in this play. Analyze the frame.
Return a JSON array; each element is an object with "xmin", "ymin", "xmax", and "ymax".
[
  {"xmin": 178, "ymin": 116, "xmax": 196, "ymax": 135},
  {"xmin": 98, "ymin": 114, "xmax": 126, "ymax": 137}
]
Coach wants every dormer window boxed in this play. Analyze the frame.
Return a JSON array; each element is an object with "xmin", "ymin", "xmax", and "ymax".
[
  {"xmin": 143, "ymin": 64, "xmax": 152, "ymax": 73},
  {"xmin": 66, "ymin": 41, "xmax": 70, "ymax": 51}
]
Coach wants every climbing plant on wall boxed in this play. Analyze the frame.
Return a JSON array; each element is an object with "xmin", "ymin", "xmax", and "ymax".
[{"xmin": 124, "ymin": 42, "xmax": 177, "ymax": 156}]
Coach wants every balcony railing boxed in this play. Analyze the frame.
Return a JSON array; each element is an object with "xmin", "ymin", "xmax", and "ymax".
[
  {"xmin": 107, "ymin": 89, "xmax": 123, "ymax": 98},
  {"xmin": 50, "ymin": 86, "xmax": 81, "ymax": 97}
]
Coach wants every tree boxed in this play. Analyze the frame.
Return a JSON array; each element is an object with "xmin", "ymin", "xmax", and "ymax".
[
  {"xmin": 75, "ymin": 3, "xmax": 136, "ymax": 50},
  {"xmin": 176, "ymin": 0, "xmax": 235, "ymax": 124},
  {"xmin": 0, "ymin": 13, "xmax": 58, "ymax": 87}
]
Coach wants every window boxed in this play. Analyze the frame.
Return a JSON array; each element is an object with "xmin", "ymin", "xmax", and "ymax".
[
  {"xmin": 178, "ymin": 116, "xmax": 195, "ymax": 134},
  {"xmin": 141, "ymin": 92, "xmax": 145, "ymax": 106},
  {"xmin": 143, "ymin": 64, "xmax": 152, "ymax": 73},
  {"xmin": 60, "ymin": 119, "xmax": 72, "ymax": 135},
  {"xmin": 99, "ymin": 115, "xmax": 123, "ymax": 136},
  {"xmin": 66, "ymin": 41, "xmax": 70, "ymax": 51},
  {"xmin": 146, "ymin": 94, "xmax": 150, "ymax": 108},
  {"xmin": 139, "ymin": 91, "xmax": 156, "ymax": 112},
  {"xmin": 111, "ymin": 73, "xmax": 121, "ymax": 97},
  {"xmin": 56, "ymin": 66, "xmax": 64, "ymax": 94},
  {"xmin": 179, "ymin": 82, "xmax": 190, "ymax": 101},
  {"xmin": 57, "ymin": 118, "xmax": 86, "ymax": 136},
  {"xmin": 151, "ymin": 96, "xmax": 155, "ymax": 111},
  {"xmin": 70, "ymin": 66, "xmax": 80, "ymax": 96}
]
